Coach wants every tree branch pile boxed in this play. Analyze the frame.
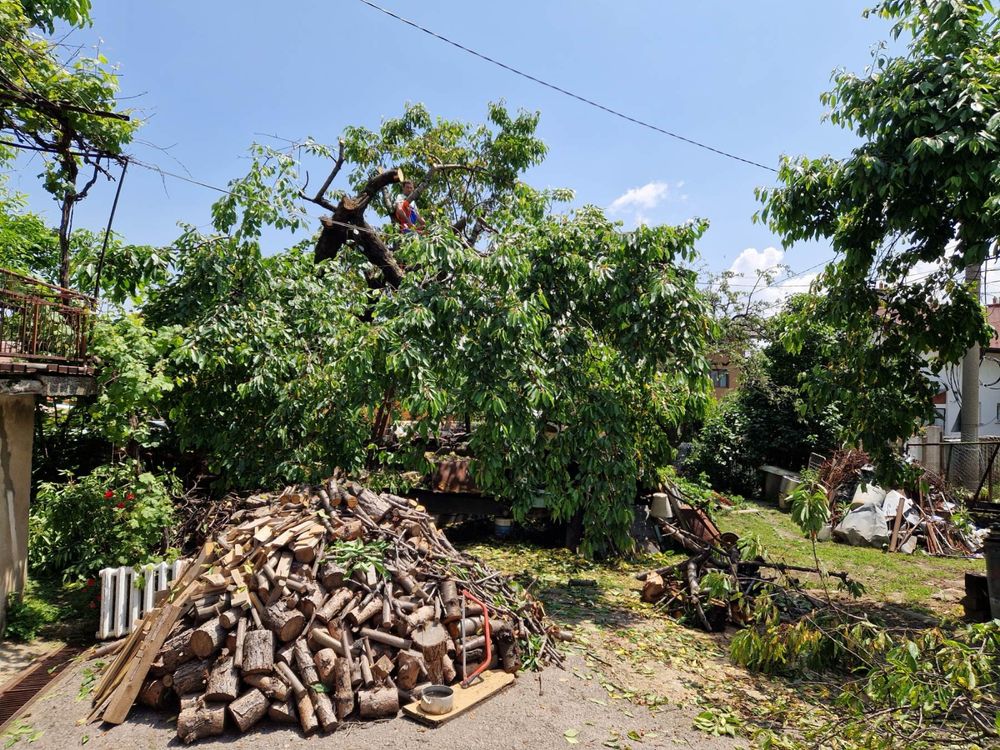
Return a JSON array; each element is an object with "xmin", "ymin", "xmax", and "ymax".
[{"xmin": 89, "ymin": 478, "xmax": 560, "ymax": 742}]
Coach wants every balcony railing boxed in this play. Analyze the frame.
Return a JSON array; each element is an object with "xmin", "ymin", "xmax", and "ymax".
[{"xmin": 0, "ymin": 268, "xmax": 95, "ymax": 376}]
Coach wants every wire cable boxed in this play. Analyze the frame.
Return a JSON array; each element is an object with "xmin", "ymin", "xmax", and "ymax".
[{"xmin": 356, "ymin": 0, "xmax": 777, "ymax": 173}]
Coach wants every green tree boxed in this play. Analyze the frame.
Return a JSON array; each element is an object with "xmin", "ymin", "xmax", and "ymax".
[
  {"xmin": 0, "ymin": 0, "xmax": 137, "ymax": 287},
  {"xmin": 757, "ymin": 0, "xmax": 999, "ymax": 477},
  {"xmin": 132, "ymin": 103, "xmax": 713, "ymax": 554}
]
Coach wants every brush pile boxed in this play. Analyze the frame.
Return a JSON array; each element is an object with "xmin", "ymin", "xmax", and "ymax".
[{"xmin": 89, "ymin": 479, "xmax": 559, "ymax": 742}]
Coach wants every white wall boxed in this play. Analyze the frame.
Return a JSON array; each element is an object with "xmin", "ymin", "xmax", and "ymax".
[{"xmin": 930, "ymin": 356, "xmax": 1000, "ymax": 437}]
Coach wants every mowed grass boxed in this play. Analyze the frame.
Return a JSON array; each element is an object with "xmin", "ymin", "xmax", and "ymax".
[{"xmin": 715, "ymin": 500, "xmax": 982, "ymax": 612}]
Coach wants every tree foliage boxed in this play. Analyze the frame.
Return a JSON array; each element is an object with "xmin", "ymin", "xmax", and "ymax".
[
  {"xmin": 108, "ymin": 103, "xmax": 716, "ymax": 554},
  {"xmin": 0, "ymin": 0, "xmax": 137, "ymax": 286},
  {"xmin": 685, "ymin": 295, "xmax": 842, "ymax": 495},
  {"xmin": 757, "ymin": 0, "xmax": 999, "ymax": 476}
]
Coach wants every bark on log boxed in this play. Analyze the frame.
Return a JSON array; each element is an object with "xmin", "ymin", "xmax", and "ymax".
[
  {"xmin": 268, "ymin": 699, "xmax": 298, "ymax": 724},
  {"xmin": 242, "ymin": 629, "xmax": 275, "ymax": 674},
  {"xmin": 275, "ymin": 661, "xmax": 306, "ymax": 699},
  {"xmin": 413, "ymin": 623, "xmax": 448, "ymax": 685},
  {"xmin": 314, "ymin": 648, "xmax": 337, "ymax": 686},
  {"xmin": 155, "ymin": 631, "xmax": 194, "ymax": 674},
  {"xmin": 170, "ymin": 658, "xmax": 209, "ymax": 695},
  {"xmin": 296, "ymin": 693, "xmax": 319, "ymax": 735},
  {"xmin": 233, "ymin": 616, "xmax": 247, "ymax": 669},
  {"xmin": 318, "ymin": 562, "xmax": 345, "ymax": 590},
  {"xmin": 204, "ymin": 656, "xmax": 240, "ymax": 702},
  {"xmin": 440, "ymin": 579, "xmax": 462, "ymax": 624},
  {"xmin": 268, "ymin": 603, "xmax": 306, "ymax": 642},
  {"xmin": 228, "ymin": 688, "xmax": 269, "ymax": 732},
  {"xmin": 333, "ymin": 655, "xmax": 354, "ymax": 719},
  {"xmin": 396, "ymin": 650, "xmax": 423, "ymax": 690},
  {"xmin": 358, "ymin": 626, "xmax": 411, "ymax": 651},
  {"xmin": 316, "ymin": 588, "xmax": 353, "ymax": 623},
  {"xmin": 243, "ymin": 674, "xmax": 289, "ymax": 702},
  {"xmin": 347, "ymin": 595, "xmax": 383, "ymax": 628},
  {"xmin": 358, "ymin": 686, "xmax": 399, "ymax": 719},
  {"xmin": 138, "ymin": 678, "xmax": 171, "ymax": 709},
  {"xmin": 189, "ymin": 617, "xmax": 227, "ymax": 659},
  {"xmin": 176, "ymin": 697, "xmax": 225, "ymax": 744}
]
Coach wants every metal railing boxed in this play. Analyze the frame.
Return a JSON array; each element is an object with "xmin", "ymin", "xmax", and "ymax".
[
  {"xmin": 0, "ymin": 268, "xmax": 94, "ymax": 371},
  {"xmin": 905, "ymin": 438, "xmax": 1000, "ymax": 500}
]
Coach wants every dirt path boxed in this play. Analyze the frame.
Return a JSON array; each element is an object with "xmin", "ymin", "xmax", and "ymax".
[{"xmin": 11, "ymin": 655, "xmax": 743, "ymax": 750}]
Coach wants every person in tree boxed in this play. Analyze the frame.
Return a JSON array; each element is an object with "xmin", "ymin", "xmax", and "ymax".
[{"xmin": 393, "ymin": 180, "xmax": 425, "ymax": 234}]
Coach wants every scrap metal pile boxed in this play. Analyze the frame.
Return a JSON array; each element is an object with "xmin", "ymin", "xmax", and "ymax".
[{"xmin": 89, "ymin": 479, "xmax": 560, "ymax": 743}]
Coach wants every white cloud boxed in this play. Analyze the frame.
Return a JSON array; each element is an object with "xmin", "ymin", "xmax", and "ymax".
[
  {"xmin": 607, "ymin": 180, "xmax": 687, "ymax": 227},
  {"xmin": 725, "ymin": 247, "xmax": 820, "ymax": 309}
]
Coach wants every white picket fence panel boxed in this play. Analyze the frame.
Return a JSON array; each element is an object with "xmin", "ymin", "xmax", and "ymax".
[{"xmin": 97, "ymin": 559, "xmax": 187, "ymax": 640}]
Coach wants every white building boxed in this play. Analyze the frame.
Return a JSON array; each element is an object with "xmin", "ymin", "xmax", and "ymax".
[{"xmin": 928, "ymin": 302, "xmax": 1000, "ymax": 437}]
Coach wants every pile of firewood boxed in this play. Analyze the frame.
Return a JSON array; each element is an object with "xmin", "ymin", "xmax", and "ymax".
[{"xmin": 89, "ymin": 479, "xmax": 560, "ymax": 742}]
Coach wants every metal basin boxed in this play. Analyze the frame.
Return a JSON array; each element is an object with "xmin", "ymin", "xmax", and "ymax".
[{"xmin": 420, "ymin": 685, "xmax": 454, "ymax": 715}]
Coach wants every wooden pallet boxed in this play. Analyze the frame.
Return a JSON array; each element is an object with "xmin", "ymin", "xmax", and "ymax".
[{"xmin": 402, "ymin": 670, "xmax": 515, "ymax": 726}]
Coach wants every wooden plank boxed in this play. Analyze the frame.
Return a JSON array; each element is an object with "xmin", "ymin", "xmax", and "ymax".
[
  {"xmin": 888, "ymin": 495, "xmax": 905, "ymax": 552},
  {"xmin": 101, "ymin": 603, "xmax": 182, "ymax": 724},
  {"xmin": 401, "ymin": 670, "xmax": 515, "ymax": 726}
]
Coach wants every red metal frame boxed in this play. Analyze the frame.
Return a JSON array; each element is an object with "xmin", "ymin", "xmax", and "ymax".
[{"xmin": 0, "ymin": 268, "xmax": 95, "ymax": 370}]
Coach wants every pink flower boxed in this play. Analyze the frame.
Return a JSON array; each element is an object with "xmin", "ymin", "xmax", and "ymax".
[
  {"xmin": 115, "ymin": 502, "xmax": 126, "ymax": 509},
  {"xmin": 104, "ymin": 490, "xmax": 114, "ymax": 499}
]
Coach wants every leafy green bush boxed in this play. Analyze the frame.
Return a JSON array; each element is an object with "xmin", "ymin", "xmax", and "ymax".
[
  {"xmin": 29, "ymin": 462, "xmax": 178, "ymax": 580},
  {"xmin": 2, "ymin": 590, "xmax": 59, "ymax": 641}
]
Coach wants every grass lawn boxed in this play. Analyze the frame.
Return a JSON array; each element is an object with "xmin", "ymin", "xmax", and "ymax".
[
  {"xmin": 462, "ymin": 500, "xmax": 985, "ymax": 747},
  {"xmin": 715, "ymin": 500, "xmax": 982, "ymax": 615}
]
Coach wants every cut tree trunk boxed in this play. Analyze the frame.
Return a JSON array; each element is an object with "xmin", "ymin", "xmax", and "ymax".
[
  {"xmin": 412, "ymin": 623, "xmax": 448, "ymax": 685},
  {"xmin": 176, "ymin": 697, "xmax": 225, "ymax": 744},
  {"xmin": 204, "ymin": 656, "xmax": 240, "ymax": 702},
  {"xmin": 358, "ymin": 686, "xmax": 399, "ymax": 719},
  {"xmin": 242, "ymin": 629, "xmax": 275, "ymax": 674}
]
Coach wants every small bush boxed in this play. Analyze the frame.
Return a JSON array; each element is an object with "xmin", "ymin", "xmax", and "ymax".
[
  {"xmin": 29, "ymin": 462, "xmax": 178, "ymax": 580},
  {"xmin": 2, "ymin": 590, "xmax": 59, "ymax": 641}
]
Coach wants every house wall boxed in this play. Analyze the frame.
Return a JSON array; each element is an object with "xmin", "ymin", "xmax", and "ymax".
[
  {"xmin": 930, "ymin": 357, "xmax": 1000, "ymax": 437},
  {"xmin": 0, "ymin": 393, "xmax": 36, "ymax": 634},
  {"xmin": 708, "ymin": 353, "xmax": 740, "ymax": 400}
]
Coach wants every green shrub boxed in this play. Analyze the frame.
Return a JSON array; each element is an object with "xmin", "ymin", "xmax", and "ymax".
[
  {"xmin": 2, "ymin": 590, "xmax": 59, "ymax": 641},
  {"xmin": 29, "ymin": 462, "xmax": 178, "ymax": 580}
]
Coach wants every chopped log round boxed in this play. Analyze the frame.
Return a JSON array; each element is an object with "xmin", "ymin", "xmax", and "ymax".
[
  {"xmin": 412, "ymin": 623, "xmax": 448, "ymax": 685},
  {"xmin": 243, "ymin": 673, "xmax": 289, "ymax": 702},
  {"xmin": 156, "ymin": 631, "xmax": 194, "ymax": 674},
  {"xmin": 205, "ymin": 656, "xmax": 240, "ymax": 702},
  {"xmin": 138, "ymin": 678, "xmax": 171, "ymax": 709},
  {"xmin": 189, "ymin": 617, "xmax": 227, "ymax": 659},
  {"xmin": 176, "ymin": 698, "xmax": 225, "ymax": 744},
  {"xmin": 228, "ymin": 688, "xmax": 269, "ymax": 732},
  {"xmin": 268, "ymin": 698, "xmax": 298, "ymax": 724},
  {"xmin": 242, "ymin": 629, "xmax": 275, "ymax": 674},
  {"xmin": 358, "ymin": 686, "xmax": 399, "ymax": 719},
  {"xmin": 333, "ymin": 656, "xmax": 354, "ymax": 719},
  {"xmin": 316, "ymin": 588, "xmax": 353, "ymax": 623},
  {"xmin": 170, "ymin": 658, "xmax": 210, "ymax": 695},
  {"xmin": 347, "ymin": 595, "xmax": 383, "ymax": 628},
  {"xmin": 219, "ymin": 607, "xmax": 242, "ymax": 629},
  {"xmin": 268, "ymin": 603, "xmax": 306, "ymax": 643},
  {"xmin": 297, "ymin": 693, "xmax": 319, "ymax": 735},
  {"xmin": 314, "ymin": 648, "xmax": 337, "ymax": 686}
]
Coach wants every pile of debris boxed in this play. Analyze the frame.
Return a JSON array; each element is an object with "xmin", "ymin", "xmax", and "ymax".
[
  {"xmin": 829, "ymin": 482, "xmax": 983, "ymax": 554},
  {"xmin": 89, "ymin": 479, "xmax": 560, "ymax": 742}
]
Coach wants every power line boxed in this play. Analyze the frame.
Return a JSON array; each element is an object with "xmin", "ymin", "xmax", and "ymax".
[{"xmin": 355, "ymin": 0, "xmax": 777, "ymax": 174}]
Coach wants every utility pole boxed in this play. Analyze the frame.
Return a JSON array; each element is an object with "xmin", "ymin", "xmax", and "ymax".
[{"xmin": 959, "ymin": 261, "xmax": 982, "ymax": 491}]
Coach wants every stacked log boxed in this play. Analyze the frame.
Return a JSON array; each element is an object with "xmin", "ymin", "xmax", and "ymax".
[{"xmin": 90, "ymin": 478, "xmax": 560, "ymax": 742}]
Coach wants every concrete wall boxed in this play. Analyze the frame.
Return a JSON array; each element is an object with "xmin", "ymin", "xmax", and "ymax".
[{"xmin": 0, "ymin": 393, "xmax": 36, "ymax": 634}]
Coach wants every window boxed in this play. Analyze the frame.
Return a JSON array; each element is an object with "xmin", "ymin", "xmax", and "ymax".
[{"xmin": 710, "ymin": 369, "xmax": 730, "ymax": 389}]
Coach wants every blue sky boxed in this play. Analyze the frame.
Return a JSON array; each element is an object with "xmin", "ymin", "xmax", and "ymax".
[{"xmin": 11, "ymin": 1, "xmax": 898, "ymax": 296}]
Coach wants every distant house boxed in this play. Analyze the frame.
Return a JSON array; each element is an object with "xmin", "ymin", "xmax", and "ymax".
[
  {"xmin": 708, "ymin": 353, "xmax": 740, "ymax": 399},
  {"xmin": 928, "ymin": 300, "xmax": 1000, "ymax": 437}
]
